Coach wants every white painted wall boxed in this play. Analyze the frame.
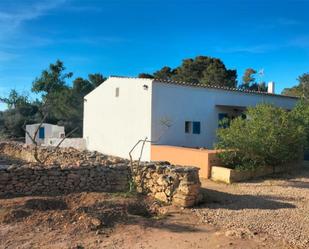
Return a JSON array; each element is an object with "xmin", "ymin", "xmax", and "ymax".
[
  {"xmin": 25, "ymin": 123, "xmax": 65, "ymax": 145},
  {"xmin": 151, "ymin": 82, "xmax": 298, "ymax": 149},
  {"xmin": 83, "ymin": 77, "xmax": 153, "ymax": 161},
  {"xmin": 46, "ymin": 138, "xmax": 86, "ymax": 151}
]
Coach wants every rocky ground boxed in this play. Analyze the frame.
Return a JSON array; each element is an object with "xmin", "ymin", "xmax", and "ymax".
[
  {"xmin": 194, "ymin": 164, "xmax": 309, "ymax": 249},
  {"xmin": 0, "ymin": 192, "xmax": 291, "ymax": 249}
]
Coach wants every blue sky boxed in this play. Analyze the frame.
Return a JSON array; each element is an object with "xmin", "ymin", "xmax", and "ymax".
[{"xmin": 1, "ymin": 0, "xmax": 309, "ymax": 110}]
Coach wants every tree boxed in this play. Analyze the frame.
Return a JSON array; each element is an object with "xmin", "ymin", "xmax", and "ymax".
[
  {"xmin": 291, "ymin": 99, "xmax": 309, "ymax": 153},
  {"xmin": 31, "ymin": 61, "xmax": 106, "ymax": 136},
  {"xmin": 73, "ymin": 77, "xmax": 94, "ymax": 96},
  {"xmin": 153, "ymin": 66, "xmax": 174, "ymax": 80},
  {"xmin": 0, "ymin": 89, "xmax": 29, "ymax": 109},
  {"xmin": 282, "ymin": 73, "xmax": 309, "ymax": 99},
  {"xmin": 138, "ymin": 56, "xmax": 237, "ymax": 87},
  {"xmin": 173, "ymin": 56, "xmax": 237, "ymax": 87},
  {"xmin": 299, "ymin": 73, "xmax": 309, "ymax": 100},
  {"xmin": 31, "ymin": 60, "xmax": 73, "ymax": 121},
  {"xmin": 0, "ymin": 90, "xmax": 39, "ymax": 138},
  {"xmin": 282, "ymin": 85, "xmax": 302, "ymax": 97},
  {"xmin": 1, "ymin": 60, "xmax": 105, "ymax": 139},
  {"xmin": 138, "ymin": 73, "xmax": 154, "ymax": 79},
  {"xmin": 241, "ymin": 68, "xmax": 256, "ymax": 88},
  {"xmin": 88, "ymin": 73, "xmax": 106, "ymax": 88},
  {"xmin": 240, "ymin": 68, "xmax": 268, "ymax": 92},
  {"xmin": 216, "ymin": 104, "xmax": 305, "ymax": 170},
  {"xmin": 32, "ymin": 60, "xmax": 73, "ymax": 95}
]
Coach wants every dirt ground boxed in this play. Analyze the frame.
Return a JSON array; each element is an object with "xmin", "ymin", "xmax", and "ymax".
[
  {"xmin": 0, "ymin": 192, "xmax": 291, "ymax": 249},
  {"xmin": 0, "ymin": 162, "xmax": 308, "ymax": 249}
]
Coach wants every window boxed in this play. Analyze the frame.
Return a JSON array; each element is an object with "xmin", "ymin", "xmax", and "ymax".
[
  {"xmin": 185, "ymin": 121, "xmax": 192, "ymax": 133},
  {"xmin": 218, "ymin": 113, "xmax": 228, "ymax": 128},
  {"xmin": 39, "ymin": 127, "xmax": 45, "ymax": 139},
  {"xmin": 115, "ymin": 87, "xmax": 119, "ymax": 97},
  {"xmin": 193, "ymin": 122, "xmax": 201, "ymax": 134},
  {"xmin": 185, "ymin": 121, "xmax": 201, "ymax": 134}
]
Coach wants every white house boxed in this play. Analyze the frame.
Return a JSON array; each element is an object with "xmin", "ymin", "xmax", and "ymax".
[
  {"xmin": 25, "ymin": 123, "xmax": 65, "ymax": 145},
  {"xmin": 83, "ymin": 76, "xmax": 298, "ymax": 161}
]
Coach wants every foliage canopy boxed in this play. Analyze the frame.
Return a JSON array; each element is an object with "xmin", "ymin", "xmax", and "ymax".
[
  {"xmin": 139, "ymin": 56, "xmax": 238, "ymax": 88},
  {"xmin": 0, "ymin": 60, "xmax": 106, "ymax": 138},
  {"xmin": 216, "ymin": 104, "xmax": 306, "ymax": 170}
]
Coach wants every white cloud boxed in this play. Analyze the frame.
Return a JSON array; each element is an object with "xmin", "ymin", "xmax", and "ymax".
[
  {"xmin": 0, "ymin": 0, "xmax": 67, "ymax": 31},
  {"xmin": 215, "ymin": 44, "xmax": 279, "ymax": 54},
  {"xmin": 0, "ymin": 0, "xmax": 68, "ymax": 60}
]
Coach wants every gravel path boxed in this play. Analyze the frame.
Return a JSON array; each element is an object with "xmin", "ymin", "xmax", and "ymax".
[{"xmin": 194, "ymin": 165, "xmax": 309, "ymax": 249}]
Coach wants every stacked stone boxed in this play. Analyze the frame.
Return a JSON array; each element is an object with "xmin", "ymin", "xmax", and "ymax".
[
  {"xmin": 0, "ymin": 142, "xmax": 127, "ymax": 167},
  {"xmin": 0, "ymin": 163, "xmax": 129, "ymax": 197},
  {"xmin": 132, "ymin": 162, "xmax": 201, "ymax": 207},
  {"xmin": 0, "ymin": 142, "xmax": 201, "ymax": 207}
]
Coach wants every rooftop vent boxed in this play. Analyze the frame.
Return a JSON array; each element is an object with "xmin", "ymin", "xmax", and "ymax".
[{"xmin": 268, "ymin": 81, "xmax": 275, "ymax": 94}]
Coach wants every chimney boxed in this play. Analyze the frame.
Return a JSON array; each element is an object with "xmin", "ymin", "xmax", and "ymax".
[{"xmin": 268, "ymin": 81, "xmax": 275, "ymax": 94}]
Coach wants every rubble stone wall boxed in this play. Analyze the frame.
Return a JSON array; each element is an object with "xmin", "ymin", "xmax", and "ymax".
[
  {"xmin": 132, "ymin": 162, "xmax": 201, "ymax": 207},
  {"xmin": 0, "ymin": 142, "xmax": 201, "ymax": 207},
  {"xmin": 0, "ymin": 164, "xmax": 129, "ymax": 196}
]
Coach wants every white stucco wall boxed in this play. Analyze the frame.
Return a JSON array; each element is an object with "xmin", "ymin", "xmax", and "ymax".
[
  {"xmin": 151, "ymin": 82, "xmax": 298, "ymax": 149},
  {"xmin": 25, "ymin": 123, "xmax": 65, "ymax": 145},
  {"xmin": 83, "ymin": 77, "xmax": 153, "ymax": 161},
  {"xmin": 46, "ymin": 138, "xmax": 86, "ymax": 151}
]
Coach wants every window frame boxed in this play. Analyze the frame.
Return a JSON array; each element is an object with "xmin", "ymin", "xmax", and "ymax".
[
  {"xmin": 192, "ymin": 121, "xmax": 201, "ymax": 134},
  {"xmin": 185, "ymin": 121, "xmax": 192, "ymax": 133}
]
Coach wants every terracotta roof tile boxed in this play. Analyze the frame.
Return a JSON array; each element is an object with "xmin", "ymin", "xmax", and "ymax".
[{"xmin": 109, "ymin": 76, "xmax": 299, "ymax": 99}]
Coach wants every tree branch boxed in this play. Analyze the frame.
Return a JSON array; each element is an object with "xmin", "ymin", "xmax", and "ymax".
[{"xmin": 41, "ymin": 127, "xmax": 78, "ymax": 164}]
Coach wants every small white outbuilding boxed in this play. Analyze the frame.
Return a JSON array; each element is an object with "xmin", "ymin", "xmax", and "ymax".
[{"xmin": 25, "ymin": 123, "xmax": 65, "ymax": 145}]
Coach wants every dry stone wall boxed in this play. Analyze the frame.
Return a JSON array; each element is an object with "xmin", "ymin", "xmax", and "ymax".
[
  {"xmin": 132, "ymin": 162, "xmax": 201, "ymax": 207},
  {"xmin": 0, "ymin": 142, "xmax": 201, "ymax": 207},
  {"xmin": 0, "ymin": 164, "xmax": 129, "ymax": 196}
]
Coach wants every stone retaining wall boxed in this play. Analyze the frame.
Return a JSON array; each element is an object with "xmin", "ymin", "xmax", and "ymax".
[
  {"xmin": 0, "ymin": 164, "xmax": 129, "ymax": 196},
  {"xmin": 0, "ymin": 142, "xmax": 201, "ymax": 207},
  {"xmin": 132, "ymin": 162, "xmax": 201, "ymax": 207}
]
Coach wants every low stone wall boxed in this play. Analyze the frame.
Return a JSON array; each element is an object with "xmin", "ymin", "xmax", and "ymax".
[
  {"xmin": 211, "ymin": 164, "xmax": 301, "ymax": 184},
  {"xmin": 132, "ymin": 162, "xmax": 201, "ymax": 207},
  {"xmin": 0, "ymin": 164, "xmax": 129, "ymax": 196},
  {"xmin": 0, "ymin": 142, "xmax": 201, "ymax": 207},
  {"xmin": 0, "ymin": 142, "xmax": 126, "ymax": 166}
]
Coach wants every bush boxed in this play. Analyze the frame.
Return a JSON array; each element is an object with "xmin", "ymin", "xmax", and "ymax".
[
  {"xmin": 291, "ymin": 100, "xmax": 309, "ymax": 150},
  {"xmin": 216, "ymin": 104, "xmax": 305, "ymax": 170}
]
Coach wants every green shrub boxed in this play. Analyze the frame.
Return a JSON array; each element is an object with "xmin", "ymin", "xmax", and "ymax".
[
  {"xmin": 216, "ymin": 104, "xmax": 305, "ymax": 170},
  {"xmin": 291, "ymin": 100, "xmax": 309, "ymax": 150}
]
